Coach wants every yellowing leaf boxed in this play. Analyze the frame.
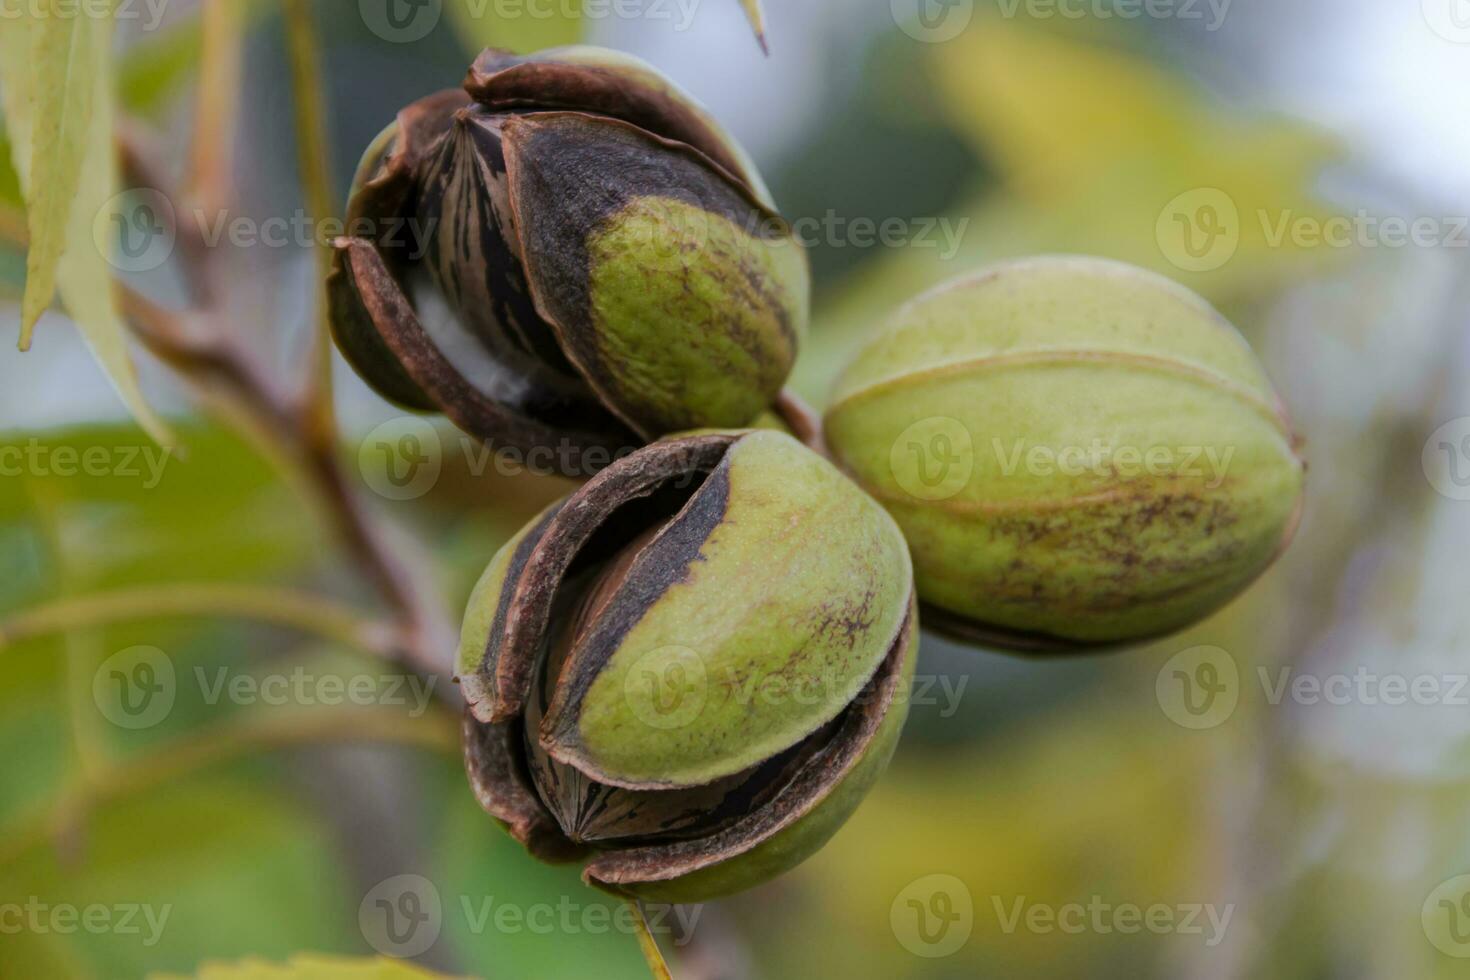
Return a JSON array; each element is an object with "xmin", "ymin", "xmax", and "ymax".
[
  {"xmin": 928, "ymin": 17, "xmax": 1340, "ymax": 199},
  {"xmin": 150, "ymin": 955, "xmax": 464, "ymax": 980},
  {"xmin": 19, "ymin": 1, "xmax": 97, "ymax": 350},
  {"xmin": 0, "ymin": 2, "xmax": 172, "ymax": 444}
]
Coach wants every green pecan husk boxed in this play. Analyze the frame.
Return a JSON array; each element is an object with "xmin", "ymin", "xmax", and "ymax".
[
  {"xmin": 455, "ymin": 430, "xmax": 917, "ymax": 902},
  {"xmin": 329, "ymin": 47, "xmax": 810, "ymax": 473}
]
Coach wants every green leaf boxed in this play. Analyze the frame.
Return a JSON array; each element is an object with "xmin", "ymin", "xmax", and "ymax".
[
  {"xmin": 429, "ymin": 761, "xmax": 652, "ymax": 980},
  {"xmin": 118, "ymin": 18, "xmax": 206, "ymax": 117},
  {"xmin": 0, "ymin": 2, "xmax": 173, "ymax": 443},
  {"xmin": 0, "ymin": 2, "xmax": 171, "ymax": 440},
  {"xmin": 0, "ymin": 423, "xmax": 327, "ymax": 601},
  {"xmin": 151, "ymin": 955, "xmax": 463, "ymax": 979},
  {"xmin": 444, "ymin": 0, "xmax": 582, "ymax": 55},
  {"xmin": 117, "ymin": 0, "xmax": 274, "ymax": 118},
  {"xmin": 0, "ymin": 126, "xmax": 20, "ymax": 208},
  {"xmin": 0, "ymin": 776, "xmax": 359, "ymax": 978}
]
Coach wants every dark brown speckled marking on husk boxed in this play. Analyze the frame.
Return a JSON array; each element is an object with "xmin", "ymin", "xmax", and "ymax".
[
  {"xmin": 483, "ymin": 434, "xmax": 738, "ymax": 723},
  {"xmin": 582, "ymin": 603, "xmax": 914, "ymax": 891}
]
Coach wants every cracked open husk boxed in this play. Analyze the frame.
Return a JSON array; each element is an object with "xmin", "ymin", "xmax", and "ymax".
[
  {"xmin": 328, "ymin": 47, "xmax": 810, "ymax": 474},
  {"xmin": 455, "ymin": 429, "xmax": 916, "ymax": 902}
]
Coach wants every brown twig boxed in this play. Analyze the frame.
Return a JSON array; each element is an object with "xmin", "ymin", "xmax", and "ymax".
[
  {"xmin": 185, "ymin": 0, "xmax": 243, "ymax": 220},
  {"xmin": 281, "ymin": 0, "xmax": 339, "ymax": 447},
  {"xmin": 116, "ymin": 120, "xmax": 219, "ymax": 305},
  {"xmin": 111, "ymin": 279, "xmax": 457, "ymax": 692},
  {"xmin": 628, "ymin": 900, "xmax": 675, "ymax": 980}
]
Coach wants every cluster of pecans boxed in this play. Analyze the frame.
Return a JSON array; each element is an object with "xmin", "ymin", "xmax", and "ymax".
[{"xmin": 330, "ymin": 46, "xmax": 1305, "ymax": 902}]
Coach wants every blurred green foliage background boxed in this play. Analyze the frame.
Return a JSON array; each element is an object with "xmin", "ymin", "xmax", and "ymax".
[{"xmin": 2, "ymin": 1, "xmax": 1468, "ymax": 978}]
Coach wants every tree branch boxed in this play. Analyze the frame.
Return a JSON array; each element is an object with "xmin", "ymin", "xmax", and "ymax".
[
  {"xmin": 281, "ymin": 0, "xmax": 339, "ymax": 445},
  {"xmin": 0, "ymin": 584, "xmax": 402, "ymax": 658}
]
